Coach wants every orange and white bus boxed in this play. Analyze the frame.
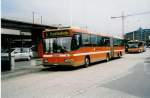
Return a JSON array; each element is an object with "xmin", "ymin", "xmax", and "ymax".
[
  {"xmin": 127, "ymin": 40, "xmax": 146, "ymax": 53},
  {"xmin": 42, "ymin": 28, "xmax": 125, "ymax": 67}
]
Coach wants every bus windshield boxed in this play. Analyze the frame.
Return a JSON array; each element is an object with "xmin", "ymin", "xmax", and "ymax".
[
  {"xmin": 44, "ymin": 37, "xmax": 71, "ymax": 53},
  {"xmin": 128, "ymin": 42, "xmax": 139, "ymax": 48}
]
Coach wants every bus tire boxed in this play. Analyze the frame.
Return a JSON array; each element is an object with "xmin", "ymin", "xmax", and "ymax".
[
  {"xmin": 106, "ymin": 54, "xmax": 110, "ymax": 62},
  {"xmin": 84, "ymin": 56, "xmax": 90, "ymax": 68},
  {"xmin": 120, "ymin": 52, "xmax": 122, "ymax": 57},
  {"xmin": 117, "ymin": 53, "xmax": 121, "ymax": 58}
]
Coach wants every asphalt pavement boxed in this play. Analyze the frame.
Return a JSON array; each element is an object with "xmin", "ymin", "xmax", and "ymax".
[
  {"xmin": 1, "ymin": 48, "xmax": 150, "ymax": 98},
  {"xmin": 1, "ymin": 58, "xmax": 43, "ymax": 80}
]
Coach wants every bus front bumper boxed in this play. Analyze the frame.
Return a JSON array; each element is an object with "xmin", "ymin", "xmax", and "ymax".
[
  {"xmin": 43, "ymin": 59, "xmax": 75, "ymax": 67},
  {"xmin": 128, "ymin": 48, "xmax": 139, "ymax": 53}
]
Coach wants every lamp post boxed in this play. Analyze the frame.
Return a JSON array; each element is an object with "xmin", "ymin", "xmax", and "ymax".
[
  {"xmin": 33, "ymin": 12, "xmax": 35, "ymax": 24},
  {"xmin": 111, "ymin": 11, "xmax": 150, "ymax": 39},
  {"xmin": 111, "ymin": 12, "xmax": 125, "ymax": 39}
]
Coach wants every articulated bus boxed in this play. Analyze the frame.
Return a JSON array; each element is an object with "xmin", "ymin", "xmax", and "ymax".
[
  {"xmin": 42, "ymin": 28, "xmax": 125, "ymax": 67},
  {"xmin": 127, "ymin": 40, "xmax": 146, "ymax": 53}
]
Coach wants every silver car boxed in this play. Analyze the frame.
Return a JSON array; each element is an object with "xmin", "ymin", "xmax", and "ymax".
[{"xmin": 2, "ymin": 48, "xmax": 33, "ymax": 61}]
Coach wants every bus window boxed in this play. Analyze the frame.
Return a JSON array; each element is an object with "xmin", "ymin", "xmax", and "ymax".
[
  {"xmin": 44, "ymin": 39, "xmax": 51, "ymax": 53},
  {"xmin": 97, "ymin": 36, "xmax": 103, "ymax": 46},
  {"xmin": 91, "ymin": 35, "xmax": 98, "ymax": 46},
  {"xmin": 118, "ymin": 39, "xmax": 124, "ymax": 46},
  {"xmin": 71, "ymin": 34, "xmax": 81, "ymax": 50},
  {"xmin": 113, "ymin": 39, "xmax": 118, "ymax": 46},
  {"xmin": 102, "ymin": 37, "xmax": 110, "ymax": 46},
  {"xmin": 113, "ymin": 38, "xmax": 124, "ymax": 46},
  {"xmin": 82, "ymin": 34, "xmax": 91, "ymax": 46},
  {"xmin": 97, "ymin": 36, "xmax": 110, "ymax": 46}
]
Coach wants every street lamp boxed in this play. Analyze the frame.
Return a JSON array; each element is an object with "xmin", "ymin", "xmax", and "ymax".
[
  {"xmin": 110, "ymin": 12, "xmax": 125, "ymax": 39},
  {"xmin": 111, "ymin": 11, "xmax": 150, "ymax": 39}
]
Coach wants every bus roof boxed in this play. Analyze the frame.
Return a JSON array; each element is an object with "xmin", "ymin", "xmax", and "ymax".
[{"xmin": 44, "ymin": 27, "xmax": 123, "ymax": 39}]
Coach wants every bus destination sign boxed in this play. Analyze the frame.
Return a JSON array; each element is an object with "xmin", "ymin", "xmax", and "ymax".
[{"xmin": 45, "ymin": 31, "xmax": 70, "ymax": 37}]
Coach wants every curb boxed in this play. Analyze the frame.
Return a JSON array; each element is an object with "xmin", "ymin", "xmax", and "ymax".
[{"xmin": 1, "ymin": 66, "xmax": 43, "ymax": 80}]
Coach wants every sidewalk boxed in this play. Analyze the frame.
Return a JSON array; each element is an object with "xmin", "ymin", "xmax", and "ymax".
[{"xmin": 1, "ymin": 58, "xmax": 43, "ymax": 80}]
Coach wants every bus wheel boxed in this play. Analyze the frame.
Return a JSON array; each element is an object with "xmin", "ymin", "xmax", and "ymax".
[
  {"xmin": 120, "ymin": 52, "xmax": 122, "ymax": 57},
  {"xmin": 106, "ymin": 54, "xmax": 110, "ymax": 62},
  {"xmin": 84, "ymin": 57, "xmax": 90, "ymax": 68},
  {"xmin": 117, "ymin": 53, "xmax": 121, "ymax": 58}
]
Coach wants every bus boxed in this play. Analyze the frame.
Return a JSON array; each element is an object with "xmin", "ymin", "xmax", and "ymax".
[
  {"xmin": 127, "ymin": 40, "xmax": 146, "ymax": 53},
  {"xmin": 42, "ymin": 28, "xmax": 125, "ymax": 67}
]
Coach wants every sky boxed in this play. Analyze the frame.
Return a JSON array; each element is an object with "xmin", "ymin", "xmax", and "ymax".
[{"xmin": 2, "ymin": 0, "xmax": 150, "ymax": 37}]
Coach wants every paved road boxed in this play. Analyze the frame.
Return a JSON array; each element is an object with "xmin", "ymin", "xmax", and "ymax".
[
  {"xmin": 2, "ymin": 49, "xmax": 150, "ymax": 98},
  {"xmin": 1, "ymin": 59, "xmax": 43, "ymax": 80}
]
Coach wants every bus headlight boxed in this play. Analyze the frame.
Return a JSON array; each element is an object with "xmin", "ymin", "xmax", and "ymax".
[
  {"xmin": 43, "ymin": 59, "xmax": 48, "ymax": 63},
  {"xmin": 64, "ymin": 59, "xmax": 72, "ymax": 63},
  {"xmin": 65, "ymin": 54, "xmax": 73, "ymax": 57}
]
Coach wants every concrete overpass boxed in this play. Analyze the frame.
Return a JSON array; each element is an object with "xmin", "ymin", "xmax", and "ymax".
[
  {"xmin": 1, "ymin": 18, "xmax": 58, "ymax": 57},
  {"xmin": 1, "ymin": 18, "xmax": 57, "ymax": 48},
  {"xmin": 1, "ymin": 18, "xmax": 57, "ymax": 31}
]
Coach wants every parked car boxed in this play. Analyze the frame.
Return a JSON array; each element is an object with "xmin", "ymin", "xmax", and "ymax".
[
  {"xmin": 30, "ymin": 45, "xmax": 38, "ymax": 58},
  {"xmin": 1, "ymin": 48, "xmax": 33, "ymax": 61}
]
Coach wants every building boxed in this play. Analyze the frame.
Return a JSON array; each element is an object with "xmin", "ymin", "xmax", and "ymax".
[
  {"xmin": 125, "ymin": 28, "xmax": 150, "ymax": 45},
  {"xmin": 1, "ymin": 18, "xmax": 58, "ymax": 48},
  {"xmin": 1, "ymin": 18, "xmax": 58, "ymax": 57}
]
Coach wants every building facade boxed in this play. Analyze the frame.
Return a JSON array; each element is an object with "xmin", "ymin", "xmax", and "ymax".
[
  {"xmin": 1, "ymin": 18, "xmax": 57, "ymax": 49},
  {"xmin": 125, "ymin": 28, "xmax": 150, "ymax": 42}
]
